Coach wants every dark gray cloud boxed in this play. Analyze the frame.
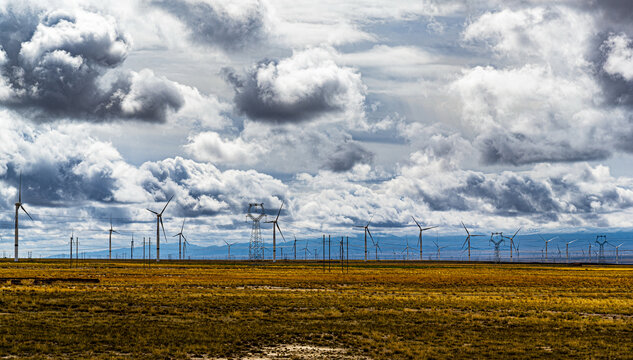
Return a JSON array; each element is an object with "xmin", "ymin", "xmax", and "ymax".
[
  {"xmin": 2, "ymin": 158, "xmax": 116, "ymax": 208},
  {"xmin": 152, "ymin": 0, "xmax": 267, "ymax": 50},
  {"xmin": 477, "ymin": 132, "xmax": 611, "ymax": 165},
  {"xmin": 223, "ymin": 64, "xmax": 345, "ymax": 123},
  {"xmin": 458, "ymin": 173, "xmax": 561, "ymax": 216},
  {"xmin": 222, "ymin": 47, "xmax": 365, "ymax": 123},
  {"xmin": 0, "ymin": 7, "xmax": 184, "ymax": 122},
  {"xmin": 411, "ymin": 169, "xmax": 633, "ymax": 220},
  {"xmin": 323, "ymin": 143, "xmax": 373, "ymax": 172}
]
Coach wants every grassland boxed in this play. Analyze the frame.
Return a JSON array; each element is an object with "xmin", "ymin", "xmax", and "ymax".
[{"xmin": 0, "ymin": 260, "xmax": 632, "ymax": 359}]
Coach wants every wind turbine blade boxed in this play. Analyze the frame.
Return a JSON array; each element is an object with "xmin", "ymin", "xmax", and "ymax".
[
  {"xmin": 275, "ymin": 201, "xmax": 284, "ymax": 222},
  {"xmin": 18, "ymin": 173, "xmax": 22, "ymax": 203},
  {"xmin": 173, "ymin": 234, "xmax": 179, "ymax": 237},
  {"xmin": 411, "ymin": 216, "xmax": 421, "ymax": 229},
  {"xmin": 353, "ymin": 226, "xmax": 365, "ymax": 228},
  {"xmin": 113, "ymin": 230, "xmax": 120, "ymax": 234},
  {"xmin": 538, "ymin": 234, "xmax": 545, "ymax": 241},
  {"xmin": 159, "ymin": 195, "xmax": 174, "ymax": 215},
  {"xmin": 181, "ymin": 218, "xmax": 185, "ymax": 233},
  {"xmin": 21, "ymin": 205, "xmax": 33, "ymax": 221},
  {"xmin": 421, "ymin": 226, "xmax": 438, "ymax": 231},
  {"xmin": 367, "ymin": 228, "xmax": 376, "ymax": 246},
  {"xmin": 367, "ymin": 214, "xmax": 374, "ymax": 227},
  {"xmin": 461, "ymin": 221, "xmax": 469, "ymax": 235},
  {"xmin": 224, "ymin": 240, "xmax": 229, "ymax": 246},
  {"xmin": 511, "ymin": 227, "xmax": 521, "ymax": 239},
  {"xmin": 160, "ymin": 217, "xmax": 167, "ymax": 243},
  {"xmin": 462, "ymin": 237, "xmax": 468, "ymax": 249},
  {"xmin": 182, "ymin": 234, "xmax": 188, "ymax": 243},
  {"xmin": 276, "ymin": 223, "xmax": 286, "ymax": 241},
  {"xmin": 147, "ymin": 209, "xmax": 158, "ymax": 215}
]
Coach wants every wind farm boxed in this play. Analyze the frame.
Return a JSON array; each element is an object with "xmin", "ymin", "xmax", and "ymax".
[
  {"xmin": 3, "ymin": 0, "xmax": 633, "ymax": 357},
  {"xmin": 3, "ymin": 179, "xmax": 633, "ymax": 359}
]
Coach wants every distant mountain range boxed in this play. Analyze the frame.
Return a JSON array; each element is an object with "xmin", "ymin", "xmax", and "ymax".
[{"xmin": 47, "ymin": 230, "xmax": 633, "ymax": 263}]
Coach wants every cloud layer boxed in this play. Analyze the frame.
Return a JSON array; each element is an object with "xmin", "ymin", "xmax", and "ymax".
[
  {"xmin": 0, "ymin": 7, "xmax": 184, "ymax": 122},
  {"xmin": 224, "ymin": 47, "xmax": 365, "ymax": 123}
]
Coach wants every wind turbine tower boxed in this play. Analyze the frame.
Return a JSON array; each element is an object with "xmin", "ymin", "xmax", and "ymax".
[
  {"xmin": 174, "ymin": 219, "xmax": 187, "ymax": 260},
  {"xmin": 14, "ymin": 174, "xmax": 33, "ymax": 262},
  {"xmin": 354, "ymin": 215, "xmax": 376, "ymax": 262},
  {"xmin": 108, "ymin": 217, "xmax": 119, "ymax": 260},
  {"xmin": 539, "ymin": 235, "xmax": 557, "ymax": 262},
  {"xmin": 502, "ymin": 228, "xmax": 521, "ymax": 261},
  {"xmin": 246, "ymin": 203, "xmax": 266, "ymax": 260},
  {"xmin": 146, "ymin": 195, "xmax": 174, "ymax": 262},
  {"xmin": 462, "ymin": 222, "xmax": 483, "ymax": 261},
  {"xmin": 224, "ymin": 240, "xmax": 236, "ymax": 260},
  {"xmin": 264, "ymin": 202, "xmax": 285, "ymax": 262},
  {"xmin": 565, "ymin": 240, "xmax": 576, "ymax": 263},
  {"xmin": 615, "ymin": 243, "xmax": 624, "ymax": 264},
  {"xmin": 412, "ymin": 216, "xmax": 437, "ymax": 261}
]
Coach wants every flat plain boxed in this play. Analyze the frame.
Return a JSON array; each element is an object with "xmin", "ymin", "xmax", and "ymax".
[{"xmin": 0, "ymin": 260, "xmax": 632, "ymax": 359}]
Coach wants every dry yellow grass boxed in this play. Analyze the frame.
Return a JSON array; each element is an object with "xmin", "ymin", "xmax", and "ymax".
[{"xmin": 0, "ymin": 260, "xmax": 632, "ymax": 359}]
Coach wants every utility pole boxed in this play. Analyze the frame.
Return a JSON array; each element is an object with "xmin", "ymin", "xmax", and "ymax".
[
  {"xmin": 76, "ymin": 237, "xmax": 78, "ymax": 267},
  {"xmin": 328, "ymin": 235, "xmax": 331, "ymax": 272},
  {"xmin": 143, "ymin": 237, "xmax": 146, "ymax": 261},
  {"xmin": 340, "ymin": 236, "xmax": 344, "ymax": 273},
  {"xmin": 70, "ymin": 232, "xmax": 73, "ymax": 267},
  {"xmin": 322, "ymin": 235, "xmax": 325, "ymax": 272},
  {"xmin": 346, "ymin": 236, "xmax": 349, "ymax": 272},
  {"xmin": 131, "ymin": 235, "xmax": 134, "ymax": 260}
]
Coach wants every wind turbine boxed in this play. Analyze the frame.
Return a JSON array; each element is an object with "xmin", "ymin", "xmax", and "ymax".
[
  {"xmin": 70, "ymin": 230, "xmax": 74, "ymax": 263},
  {"xmin": 108, "ymin": 216, "xmax": 119, "ymax": 260},
  {"xmin": 354, "ymin": 215, "xmax": 375, "ymax": 262},
  {"xmin": 373, "ymin": 238, "xmax": 381, "ymax": 260},
  {"xmin": 539, "ymin": 235, "xmax": 558, "ymax": 262},
  {"xmin": 173, "ymin": 218, "xmax": 187, "ymax": 260},
  {"xmin": 264, "ymin": 202, "xmax": 285, "ymax": 262},
  {"xmin": 14, "ymin": 174, "xmax": 33, "ymax": 262},
  {"xmin": 224, "ymin": 240, "xmax": 236, "ymax": 260},
  {"xmin": 432, "ymin": 239, "xmax": 447, "ymax": 260},
  {"xmin": 411, "ymin": 216, "xmax": 437, "ymax": 261},
  {"xmin": 502, "ymin": 228, "xmax": 521, "ymax": 261},
  {"xmin": 402, "ymin": 238, "xmax": 415, "ymax": 261},
  {"xmin": 565, "ymin": 239, "xmax": 576, "ymax": 263},
  {"xmin": 461, "ymin": 222, "xmax": 484, "ymax": 261},
  {"xmin": 614, "ymin": 243, "xmax": 624, "ymax": 264},
  {"xmin": 301, "ymin": 240, "xmax": 311, "ymax": 260},
  {"xmin": 146, "ymin": 195, "xmax": 174, "ymax": 262}
]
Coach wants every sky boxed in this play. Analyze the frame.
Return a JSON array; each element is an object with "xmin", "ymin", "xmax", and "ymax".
[{"xmin": 2, "ymin": 0, "xmax": 633, "ymax": 257}]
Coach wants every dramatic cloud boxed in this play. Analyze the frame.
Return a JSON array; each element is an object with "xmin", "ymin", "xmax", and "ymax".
[
  {"xmin": 323, "ymin": 142, "xmax": 374, "ymax": 172},
  {"xmin": 151, "ymin": 0, "xmax": 268, "ymax": 50},
  {"xmin": 0, "ymin": 7, "xmax": 184, "ymax": 122},
  {"xmin": 223, "ymin": 47, "xmax": 366, "ymax": 123}
]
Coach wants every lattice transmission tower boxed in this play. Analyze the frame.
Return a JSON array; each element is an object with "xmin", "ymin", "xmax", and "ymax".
[{"xmin": 247, "ymin": 203, "xmax": 266, "ymax": 260}]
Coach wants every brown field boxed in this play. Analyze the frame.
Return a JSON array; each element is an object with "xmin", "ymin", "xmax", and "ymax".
[{"xmin": 0, "ymin": 260, "xmax": 632, "ymax": 359}]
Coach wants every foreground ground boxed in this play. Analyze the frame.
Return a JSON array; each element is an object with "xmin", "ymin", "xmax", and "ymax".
[{"xmin": 0, "ymin": 260, "xmax": 631, "ymax": 359}]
